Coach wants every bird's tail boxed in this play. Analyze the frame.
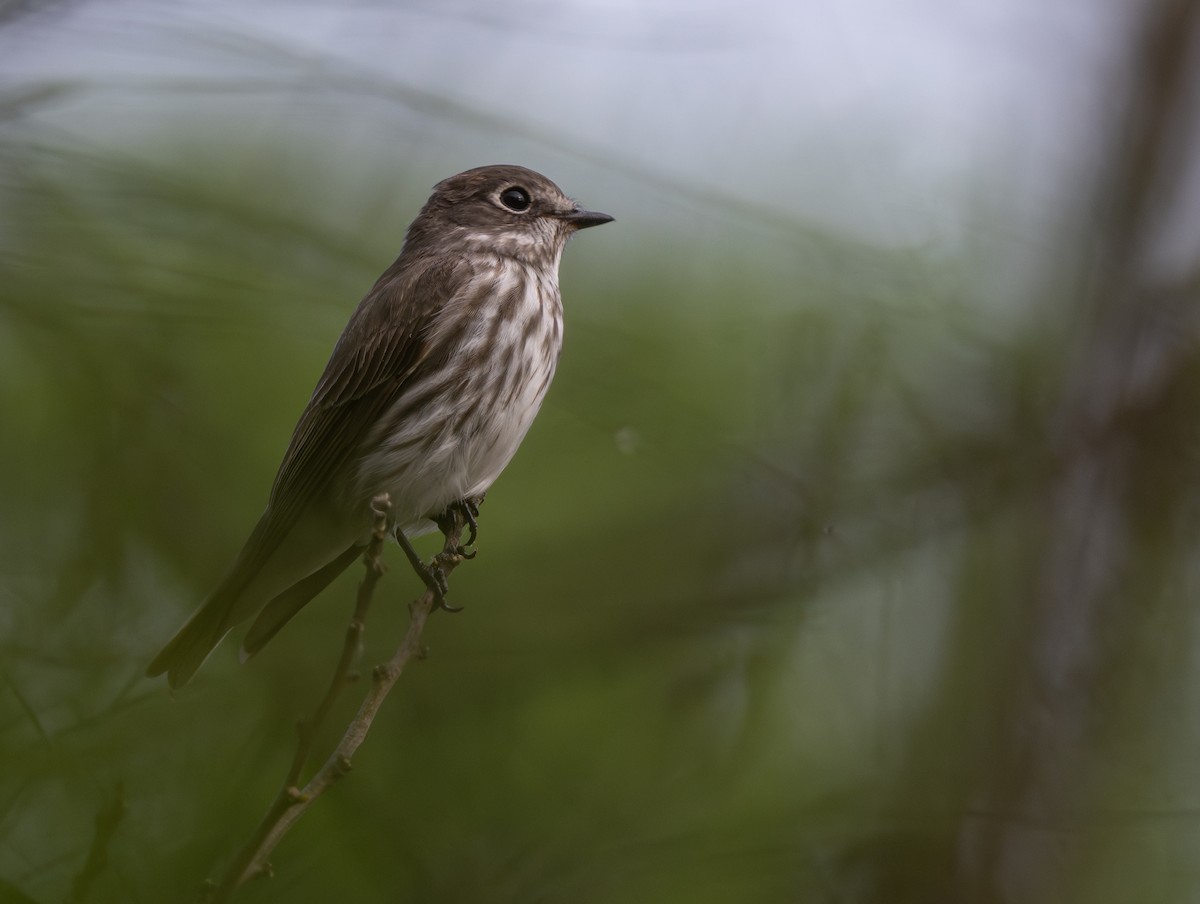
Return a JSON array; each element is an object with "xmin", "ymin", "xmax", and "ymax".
[
  {"xmin": 146, "ymin": 542, "xmax": 363, "ymax": 689},
  {"xmin": 145, "ymin": 586, "xmax": 241, "ymax": 690}
]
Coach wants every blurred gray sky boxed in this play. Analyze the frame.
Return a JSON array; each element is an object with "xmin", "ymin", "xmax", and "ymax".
[{"xmin": 0, "ymin": 0, "xmax": 1143, "ymax": 256}]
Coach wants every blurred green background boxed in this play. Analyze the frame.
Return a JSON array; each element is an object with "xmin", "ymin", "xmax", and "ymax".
[{"xmin": 3, "ymin": 1, "xmax": 1200, "ymax": 902}]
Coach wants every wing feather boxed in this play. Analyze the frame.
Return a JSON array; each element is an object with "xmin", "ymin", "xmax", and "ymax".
[
  {"xmin": 222, "ymin": 255, "xmax": 469, "ymax": 596},
  {"xmin": 147, "ymin": 255, "xmax": 478, "ymax": 686}
]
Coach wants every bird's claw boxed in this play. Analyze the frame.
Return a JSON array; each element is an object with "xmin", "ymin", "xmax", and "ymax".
[
  {"xmin": 436, "ymin": 496, "xmax": 482, "ymax": 552},
  {"xmin": 394, "ymin": 527, "xmax": 459, "ymax": 612},
  {"xmin": 396, "ymin": 495, "xmax": 483, "ymax": 614},
  {"xmin": 402, "ymin": 551, "xmax": 462, "ymax": 613}
]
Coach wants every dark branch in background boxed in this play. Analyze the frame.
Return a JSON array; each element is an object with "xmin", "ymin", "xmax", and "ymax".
[
  {"xmin": 67, "ymin": 782, "xmax": 125, "ymax": 904},
  {"xmin": 204, "ymin": 493, "xmax": 474, "ymax": 902},
  {"xmin": 951, "ymin": 1, "xmax": 1200, "ymax": 900}
]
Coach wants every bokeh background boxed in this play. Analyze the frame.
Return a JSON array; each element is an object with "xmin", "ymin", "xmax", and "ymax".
[{"xmin": 3, "ymin": 1, "xmax": 1200, "ymax": 902}]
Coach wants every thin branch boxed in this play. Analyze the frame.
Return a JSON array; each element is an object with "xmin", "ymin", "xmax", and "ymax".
[{"xmin": 205, "ymin": 493, "xmax": 472, "ymax": 901}]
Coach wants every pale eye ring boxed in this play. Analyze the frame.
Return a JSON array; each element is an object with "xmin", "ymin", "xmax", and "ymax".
[{"xmin": 499, "ymin": 186, "xmax": 532, "ymax": 212}]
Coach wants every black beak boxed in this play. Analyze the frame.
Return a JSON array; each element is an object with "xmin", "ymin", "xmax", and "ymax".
[{"xmin": 562, "ymin": 207, "xmax": 614, "ymax": 230}]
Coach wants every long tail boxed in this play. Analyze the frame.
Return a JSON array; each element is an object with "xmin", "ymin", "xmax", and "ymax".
[{"xmin": 146, "ymin": 543, "xmax": 362, "ymax": 689}]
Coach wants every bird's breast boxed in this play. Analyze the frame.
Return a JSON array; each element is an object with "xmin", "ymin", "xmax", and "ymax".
[
  {"xmin": 455, "ymin": 263, "xmax": 563, "ymax": 480},
  {"xmin": 355, "ymin": 260, "xmax": 564, "ymax": 530}
]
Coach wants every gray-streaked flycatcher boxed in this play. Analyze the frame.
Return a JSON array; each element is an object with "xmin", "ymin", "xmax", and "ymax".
[{"xmin": 147, "ymin": 165, "xmax": 612, "ymax": 688}]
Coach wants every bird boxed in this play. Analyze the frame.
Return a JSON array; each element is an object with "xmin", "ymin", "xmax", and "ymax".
[{"xmin": 146, "ymin": 165, "xmax": 612, "ymax": 688}]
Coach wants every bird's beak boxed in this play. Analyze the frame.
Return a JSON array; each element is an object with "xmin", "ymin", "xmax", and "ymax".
[{"xmin": 561, "ymin": 207, "xmax": 614, "ymax": 230}]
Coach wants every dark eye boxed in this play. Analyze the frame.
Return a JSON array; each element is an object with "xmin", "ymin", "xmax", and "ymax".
[{"xmin": 499, "ymin": 186, "xmax": 531, "ymax": 212}]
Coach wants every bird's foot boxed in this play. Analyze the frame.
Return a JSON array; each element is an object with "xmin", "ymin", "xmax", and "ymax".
[
  {"xmin": 394, "ymin": 526, "xmax": 461, "ymax": 612},
  {"xmin": 393, "ymin": 495, "xmax": 483, "ymax": 613},
  {"xmin": 435, "ymin": 495, "xmax": 484, "ymax": 558}
]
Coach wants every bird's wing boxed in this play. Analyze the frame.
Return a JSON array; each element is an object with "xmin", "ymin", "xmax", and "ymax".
[
  {"xmin": 237, "ymin": 254, "xmax": 471, "ymax": 575},
  {"xmin": 145, "ymin": 255, "xmax": 475, "ymax": 688}
]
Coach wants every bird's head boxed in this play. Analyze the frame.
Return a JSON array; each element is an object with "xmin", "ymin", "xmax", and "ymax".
[{"xmin": 405, "ymin": 164, "xmax": 613, "ymax": 266}]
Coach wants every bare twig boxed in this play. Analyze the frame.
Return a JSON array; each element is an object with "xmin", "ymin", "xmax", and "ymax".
[{"xmin": 204, "ymin": 493, "xmax": 472, "ymax": 901}]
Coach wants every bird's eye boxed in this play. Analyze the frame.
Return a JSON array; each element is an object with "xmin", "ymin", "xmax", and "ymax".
[{"xmin": 499, "ymin": 186, "xmax": 532, "ymax": 212}]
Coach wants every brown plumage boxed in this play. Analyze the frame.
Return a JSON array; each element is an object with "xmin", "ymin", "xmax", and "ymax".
[{"xmin": 147, "ymin": 165, "xmax": 612, "ymax": 688}]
